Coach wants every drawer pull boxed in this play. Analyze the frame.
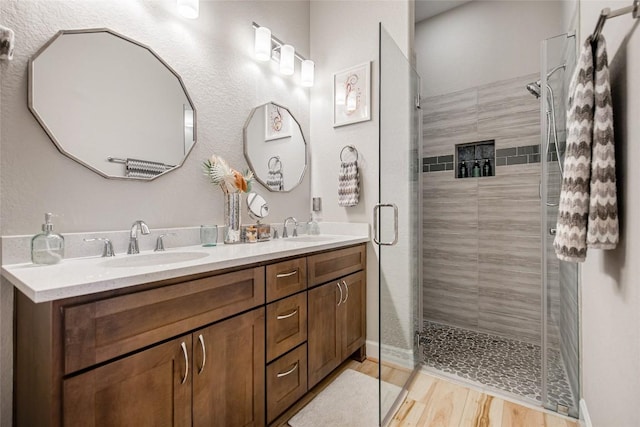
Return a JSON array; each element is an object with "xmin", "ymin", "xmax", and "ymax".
[
  {"xmin": 180, "ymin": 341, "xmax": 189, "ymax": 384},
  {"xmin": 276, "ymin": 270, "xmax": 298, "ymax": 278},
  {"xmin": 276, "ymin": 362, "xmax": 299, "ymax": 378},
  {"xmin": 276, "ymin": 309, "xmax": 299, "ymax": 320},
  {"xmin": 343, "ymin": 280, "xmax": 349, "ymax": 303},
  {"xmin": 197, "ymin": 334, "xmax": 206, "ymax": 375},
  {"xmin": 337, "ymin": 282, "xmax": 344, "ymax": 306}
]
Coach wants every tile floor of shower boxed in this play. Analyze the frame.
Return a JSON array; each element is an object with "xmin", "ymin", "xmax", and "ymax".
[{"xmin": 420, "ymin": 321, "xmax": 576, "ymax": 413}]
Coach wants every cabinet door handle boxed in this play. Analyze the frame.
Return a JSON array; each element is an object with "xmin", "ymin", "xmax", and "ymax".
[
  {"xmin": 276, "ymin": 270, "xmax": 298, "ymax": 278},
  {"xmin": 180, "ymin": 341, "xmax": 189, "ymax": 384},
  {"xmin": 197, "ymin": 334, "xmax": 206, "ymax": 375},
  {"xmin": 342, "ymin": 280, "xmax": 349, "ymax": 303},
  {"xmin": 276, "ymin": 362, "xmax": 299, "ymax": 378},
  {"xmin": 337, "ymin": 282, "xmax": 344, "ymax": 306},
  {"xmin": 277, "ymin": 309, "xmax": 298, "ymax": 320}
]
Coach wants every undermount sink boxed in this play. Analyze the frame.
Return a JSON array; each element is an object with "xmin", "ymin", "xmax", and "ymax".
[{"xmin": 103, "ymin": 251, "xmax": 208, "ymax": 268}]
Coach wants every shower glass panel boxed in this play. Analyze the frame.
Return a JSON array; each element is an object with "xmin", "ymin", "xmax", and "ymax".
[
  {"xmin": 378, "ymin": 24, "xmax": 421, "ymax": 426},
  {"xmin": 541, "ymin": 32, "xmax": 580, "ymax": 418}
]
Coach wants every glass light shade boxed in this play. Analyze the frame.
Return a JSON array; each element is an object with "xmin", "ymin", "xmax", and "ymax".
[
  {"xmin": 280, "ymin": 44, "xmax": 295, "ymax": 76},
  {"xmin": 301, "ymin": 60, "xmax": 315, "ymax": 87},
  {"xmin": 254, "ymin": 27, "xmax": 272, "ymax": 61},
  {"xmin": 177, "ymin": 0, "xmax": 199, "ymax": 19}
]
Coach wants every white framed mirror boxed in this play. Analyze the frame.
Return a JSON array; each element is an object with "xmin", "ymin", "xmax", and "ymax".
[
  {"xmin": 243, "ymin": 102, "xmax": 307, "ymax": 192},
  {"xmin": 28, "ymin": 28, "xmax": 196, "ymax": 180}
]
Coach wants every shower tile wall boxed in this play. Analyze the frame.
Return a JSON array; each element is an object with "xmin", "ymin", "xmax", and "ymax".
[{"xmin": 422, "ymin": 73, "xmax": 545, "ymax": 344}]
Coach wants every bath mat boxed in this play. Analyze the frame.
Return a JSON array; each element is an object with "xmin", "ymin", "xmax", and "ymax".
[{"xmin": 288, "ymin": 369, "xmax": 402, "ymax": 427}]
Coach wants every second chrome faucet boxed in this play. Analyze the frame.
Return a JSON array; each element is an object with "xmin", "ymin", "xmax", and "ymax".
[{"xmin": 128, "ymin": 220, "xmax": 150, "ymax": 254}]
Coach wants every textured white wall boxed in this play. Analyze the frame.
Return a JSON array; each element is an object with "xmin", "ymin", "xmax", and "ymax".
[
  {"xmin": 579, "ymin": 1, "xmax": 640, "ymax": 425},
  {"xmin": 415, "ymin": 0, "xmax": 564, "ymax": 98},
  {"xmin": 309, "ymin": 0, "xmax": 412, "ymax": 360},
  {"xmin": 0, "ymin": 1, "xmax": 310, "ymax": 425}
]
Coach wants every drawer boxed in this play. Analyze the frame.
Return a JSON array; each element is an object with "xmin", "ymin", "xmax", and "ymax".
[
  {"xmin": 63, "ymin": 267, "xmax": 265, "ymax": 374},
  {"xmin": 267, "ymin": 344, "xmax": 308, "ymax": 423},
  {"xmin": 266, "ymin": 257, "xmax": 307, "ymax": 302},
  {"xmin": 266, "ymin": 292, "xmax": 307, "ymax": 362},
  {"xmin": 307, "ymin": 244, "xmax": 365, "ymax": 287}
]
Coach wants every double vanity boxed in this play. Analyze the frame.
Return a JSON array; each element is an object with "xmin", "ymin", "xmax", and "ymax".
[{"xmin": 4, "ymin": 233, "xmax": 369, "ymax": 426}]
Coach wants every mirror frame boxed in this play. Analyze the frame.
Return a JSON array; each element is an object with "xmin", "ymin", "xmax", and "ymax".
[
  {"xmin": 243, "ymin": 102, "xmax": 308, "ymax": 193},
  {"xmin": 28, "ymin": 28, "xmax": 197, "ymax": 181}
]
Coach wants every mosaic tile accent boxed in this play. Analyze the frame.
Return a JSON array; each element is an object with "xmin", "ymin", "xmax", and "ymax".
[
  {"xmin": 495, "ymin": 144, "xmax": 541, "ymax": 166},
  {"xmin": 420, "ymin": 321, "xmax": 576, "ymax": 415}
]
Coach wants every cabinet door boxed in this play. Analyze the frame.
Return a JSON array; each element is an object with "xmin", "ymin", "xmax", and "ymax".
[
  {"xmin": 308, "ymin": 282, "xmax": 341, "ymax": 389},
  {"xmin": 340, "ymin": 271, "xmax": 366, "ymax": 359},
  {"xmin": 63, "ymin": 336, "xmax": 192, "ymax": 427},
  {"xmin": 193, "ymin": 308, "xmax": 265, "ymax": 427}
]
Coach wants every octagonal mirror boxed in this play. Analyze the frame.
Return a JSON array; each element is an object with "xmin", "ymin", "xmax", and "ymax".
[
  {"xmin": 28, "ymin": 28, "xmax": 196, "ymax": 180},
  {"xmin": 243, "ymin": 102, "xmax": 307, "ymax": 192}
]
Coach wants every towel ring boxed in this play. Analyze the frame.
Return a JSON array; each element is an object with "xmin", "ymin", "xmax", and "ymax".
[
  {"xmin": 268, "ymin": 156, "xmax": 282, "ymax": 172},
  {"xmin": 340, "ymin": 145, "xmax": 359, "ymax": 162}
]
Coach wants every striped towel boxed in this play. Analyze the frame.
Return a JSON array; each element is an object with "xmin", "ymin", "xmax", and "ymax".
[
  {"xmin": 338, "ymin": 160, "xmax": 359, "ymax": 207},
  {"xmin": 266, "ymin": 170, "xmax": 284, "ymax": 191},
  {"xmin": 554, "ymin": 35, "xmax": 618, "ymax": 262},
  {"xmin": 554, "ymin": 37, "xmax": 595, "ymax": 262},
  {"xmin": 587, "ymin": 35, "xmax": 618, "ymax": 249}
]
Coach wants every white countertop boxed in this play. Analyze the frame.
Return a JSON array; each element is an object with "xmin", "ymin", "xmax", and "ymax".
[{"xmin": 2, "ymin": 234, "xmax": 369, "ymax": 303}]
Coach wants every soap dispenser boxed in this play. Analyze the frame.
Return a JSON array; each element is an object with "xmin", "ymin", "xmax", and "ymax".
[
  {"xmin": 31, "ymin": 213, "xmax": 65, "ymax": 265},
  {"xmin": 307, "ymin": 214, "xmax": 320, "ymax": 235}
]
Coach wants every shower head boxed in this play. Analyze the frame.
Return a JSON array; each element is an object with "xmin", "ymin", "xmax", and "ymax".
[
  {"xmin": 526, "ymin": 82, "xmax": 541, "ymax": 98},
  {"xmin": 525, "ymin": 64, "xmax": 566, "ymax": 98}
]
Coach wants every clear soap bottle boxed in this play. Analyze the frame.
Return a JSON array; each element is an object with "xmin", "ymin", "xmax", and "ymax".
[
  {"xmin": 31, "ymin": 213, "xmax": 65, "ymax": 265},
  {"xmin": 308, "ymin": 214, "xmax": 320, "ymax": 235}
]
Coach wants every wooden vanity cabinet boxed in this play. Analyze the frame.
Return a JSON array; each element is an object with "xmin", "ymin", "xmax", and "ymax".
[{"xmin": 14, "ymin": 243, "xmax": 366, "ymax": 427}]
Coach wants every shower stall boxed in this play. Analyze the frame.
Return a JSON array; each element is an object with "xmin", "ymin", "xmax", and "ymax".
[{"xmin": 412, "ymin": 29, "xmax": 581, "ymax": 419}]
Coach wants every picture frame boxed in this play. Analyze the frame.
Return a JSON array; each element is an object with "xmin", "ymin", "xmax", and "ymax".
[
  {"xmin": 264, "ymin": 103, "xmax": 292, "ymax": 141},
  {"xmin": 333, "ymin": 62, "xmax": 371, "ymax": 127}
]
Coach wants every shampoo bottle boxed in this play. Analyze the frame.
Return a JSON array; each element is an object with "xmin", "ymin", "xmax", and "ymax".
[{"xmin": 31, "ymin": 213, "xmax": 65, "ymax": 265}]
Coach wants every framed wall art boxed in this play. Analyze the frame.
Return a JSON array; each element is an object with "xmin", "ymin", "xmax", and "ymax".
[
  {"xmin": 333, "ymin": 62, "xmax": 371, "ymax": 127},
  {"xmin": 265, "ymin": 103, "xmax": 292, "ymax": 141}
]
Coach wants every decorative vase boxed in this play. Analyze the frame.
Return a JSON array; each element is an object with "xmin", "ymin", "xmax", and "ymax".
[{"xmin": 224, "ymin": 192, "xmax": 242, "ymax": 244}]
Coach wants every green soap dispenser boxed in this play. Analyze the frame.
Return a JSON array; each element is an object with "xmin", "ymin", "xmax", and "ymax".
[{"xmin": 31, "ymin": 213, "xmax": 65, "ymax": 265}]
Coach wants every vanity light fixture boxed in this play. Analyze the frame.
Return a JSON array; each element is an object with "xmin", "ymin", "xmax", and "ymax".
[
  {"xmin": 177, "ymin": 0, "xmax": 199, "ymax": 19},
  {"xmin": 252, "ymin": 22, "xmax": 315, "ymax": 87}
]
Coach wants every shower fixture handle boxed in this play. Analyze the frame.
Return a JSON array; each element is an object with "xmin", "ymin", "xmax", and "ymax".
[{"xmin": 373, "ymin": 203, "xmax": 399, "ymax": 246}]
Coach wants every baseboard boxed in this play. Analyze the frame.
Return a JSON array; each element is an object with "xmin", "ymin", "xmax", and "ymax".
[{"xmin": 580, "ymin": 399, "xmax": 592, "ymax": 427}]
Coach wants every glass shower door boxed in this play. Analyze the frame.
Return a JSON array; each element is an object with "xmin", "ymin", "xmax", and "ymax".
[
  {"xmin": 377, "ymin": 24, "xmax": 422, "ymax": 425},
  {"xmin": 541, "ymin": 31, "xmax": 580, "ymax": 418}
]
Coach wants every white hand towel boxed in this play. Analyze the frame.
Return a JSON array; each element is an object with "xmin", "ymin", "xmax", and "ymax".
[
  {"xmin": 554, "ymin": 37, "xmax": 594, "ymax": 262},
  {"xmin": 0, "ymin": 25, "xmax": 15, "ymax": 60},
  {"xmin": 587, "ymin": 35, "xmax": 618, "ymax": 249},
  {"xmin": 338, "ymin": 160, "xmax": 359, "ymax": 207}
]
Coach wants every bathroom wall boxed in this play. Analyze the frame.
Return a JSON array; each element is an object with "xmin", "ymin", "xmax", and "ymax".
[
  {"xmin": 0, "ymin": 1, "xmax": 311, "ymax": 425},
  {"xmin": 309, "ymin": 1, "xmax": 413, "ymax": 362},
  {"xmin": 578, "ymin": 1, "xmax": 640, "ymax": 426}
]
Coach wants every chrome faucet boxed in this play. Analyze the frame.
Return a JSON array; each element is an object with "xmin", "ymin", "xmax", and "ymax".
[
  {"xmin": 282, "ymin": 217, "xmax": 298, "ymax": 238},
  {"xmin": 127, "ymin": 220, "xmax": 150, "ymax": 254}
]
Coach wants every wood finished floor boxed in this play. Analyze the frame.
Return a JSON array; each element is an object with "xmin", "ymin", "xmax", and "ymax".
[{"xmin": 275, "ymin": 358, "xmax": 578, "ymax": 427}]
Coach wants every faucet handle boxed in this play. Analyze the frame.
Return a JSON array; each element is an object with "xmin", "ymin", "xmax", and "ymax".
[
  {"xmin": 84, "ymin": 238, "xmax": 116, "ymax": 257},
  {"xmin": 293, "ymin": 224, "xmax": 298, "ymax": 237},
  {"xmin": 155, "ymin": 233, "xmax": 176, "ymax": 252}
]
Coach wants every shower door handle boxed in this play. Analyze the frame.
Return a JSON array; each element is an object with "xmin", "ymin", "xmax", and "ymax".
[{"xmin": 373, "ymin": 203, "xmax": 399, "ymax": 246}]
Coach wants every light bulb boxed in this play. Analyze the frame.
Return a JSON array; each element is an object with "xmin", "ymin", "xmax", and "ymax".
[
  {"xmin": 301, "ymin": 60, "xmax": 315, "ymax": 87},
  {"xmin": 254, "ymin": 27, "xmax": 272, "ymax": 61},
  {"xmin": 177, "ymin": 0, "xmax": 199, "ymax": 19},
  {"xmin": 280, "ymin": 44, "xmax": 295, "ymax": 76}
]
